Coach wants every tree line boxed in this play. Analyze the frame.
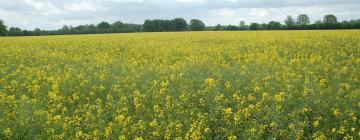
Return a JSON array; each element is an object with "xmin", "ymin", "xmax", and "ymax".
[{"xmin": 1, "ymin": 14, "xmax": 360, "ymax": 36}]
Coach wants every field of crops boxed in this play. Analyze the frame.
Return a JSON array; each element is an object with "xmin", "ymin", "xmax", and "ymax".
[{"xmin": 0, "ymin": 30, "xmax": 359, "ymax": 139}]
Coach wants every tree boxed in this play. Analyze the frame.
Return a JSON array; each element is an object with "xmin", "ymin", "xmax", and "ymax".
[
  {"xmin": 173, "ymin": 18, "xmax": 188, "ymax": 31},
  {"xmin": 239, "ymin": 21, "xmax": 246, "ymax": 30},
  {"xmin": 296, "ymin": 14, "xmax": 310, "ymax": 25},
  {"xmin": 313, "ymin": 20, "xmax": 323, "ymax": 29},
  {"xmin": 190, "ymin": 19, "xmax": 205, "ymax": 31},
  {"xmin": 225, "ymin": 25, "xmax": 239, "ymax": 30},
  {"xmin": 143, "ymin": 20, "xmax": 154, "ymax": 32},
  {"xmin": 267, "ymin": 21, "xmax": 282, "ymax": 30},
  {"xmin": 59, "ymin": 25, "xmax": 71, "ymax": 34},
  {"xmin": 0, "ymin": 19, "xmax": 7, "ymax": 36},
  {"xmin": 160, "ymin": 20, "xmax": 175, "ymax": 31},
  {"xmin": 97, "ymin": 21, "xmax": 111, "ymax": 29},
  {"xmin": 214, "ymin": 24, "xmax": 223, "ymax": 31},
  {"xmin": 8, "ymin": 27, "xmax": 23, "ymax": 36},
  {"xmin": 96, "ymin": 21, "xmax": 111, "ymax": 33},
  {"xmin": 249, "ymin": 23, "xmax": 260, "ymax": 30},
  {"xmin": 33, "ymin": 28, "xmax": 42, "ymax": 36},
  {"xmin": 323, "ymin": 14, "xmax": 337, "ymax": 24},
  {"xmin": 111, "ymin": 21, "xmax": 124, "ymax": 32},
  {"xmin": 284, "ymin": 15, "xmax": 295, "ymax": 29}
]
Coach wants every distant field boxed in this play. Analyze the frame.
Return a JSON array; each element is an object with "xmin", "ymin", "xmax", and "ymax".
[{"xmin": 0, "ymin": 30, "xmax": 359, "ymax": 139}]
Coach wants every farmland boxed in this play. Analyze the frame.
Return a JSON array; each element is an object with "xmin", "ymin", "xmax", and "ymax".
[{"xmin": 0, "ymin": 30, "xmax": 359, "ymax": 139}]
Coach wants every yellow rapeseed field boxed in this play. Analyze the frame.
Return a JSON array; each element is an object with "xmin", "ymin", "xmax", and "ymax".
[{"xmin": 0, "ymin": 30, "xmax": 359, "ymax": 139}]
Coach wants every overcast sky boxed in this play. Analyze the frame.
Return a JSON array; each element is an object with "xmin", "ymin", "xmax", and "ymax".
[{"xmin": 1, "ymin": 0, "xmax": 359, "ymax": 30}]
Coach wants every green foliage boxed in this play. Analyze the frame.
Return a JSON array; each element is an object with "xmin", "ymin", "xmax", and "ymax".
[
  {"xmin": 267, "ymin": 21, "xmax": 282, "ymax": 30},
  {"xmin": 97, "ymin": 21, "xmax": 111, "ymax": 29},
  {"xmin": 190, "ymin": 19, "xmax": 205, "ymax": 31},
  {"xmin": 249, "ymin": 23, "xmax": 260, "ymax": 30},
  {"xmin": 296, "ymin": 14, "xmax": 310, "ymax": 25},
  {"xmin": 285, "ymin": 15, "xmax": 295, "ymax": 29},
  {"xmin": 239, "ymin": 21, "xmax": 247, "ymax": 30},
  {"xmin": 173, "ymin": 18, "xmax": 188, "ymax": 31},
  {"xmin": 0, "ymin": 19, "xmax": 7, "ymax": 36},
  {"xmin": 214, "ymin": 24, "xmax": 223, "ymax": 31},
  {"xmin": 323, "ymin": 14, "xmax": 338, "ymax": 24},
  {"xmin": 143, "ymin": 18, "xmax": 188, "ymax": 32}
]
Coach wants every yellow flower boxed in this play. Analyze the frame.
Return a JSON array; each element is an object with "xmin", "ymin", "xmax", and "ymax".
[
  {"xmin": 204, "ymin": 128, "xmax": 210, "ymax": 133},
  {"xmin": 351, "ymin": 128, "xmax": 355, "ymax": 132},
  {"xmin": 205, "ymin": 78, "xmax": 215, "ymax": 87},
  {"xmin": 319, "ymin": 78, "xmax": 326, "ymax": 87},
  {"xmin": 149, "ymin": 119, "xmax": 158, "ymax": 127},
  {"xmin": 228, "ymin": 135, "xmax": 237, "ymax": 140},
  {"xmin": 339, "ymin": 126, "xmax": 346, "ymax": 134},
  {"xmin": 75, "ymin": 130, "xmax": 83, "ymax": 138},
  {"xmin": 288, "ymin": 123, "xmax": 295, "ymax": 129},
  {"xmin": 313, "ymin": 121, "xmax": 319, "ymax": 127},
  {"xmin": 274, "ymin": 92, "xmax": 285, "ymax": 102},
  {"xmin": 3, "ymin": 128, "xmax": 12, "ymax": 138},
  {"xmin": 333, "ymin": 109, "xmax": 341, "ymax": 117},
  {"xmin": 118, "ymin": 135, "xmax": 126, "ymax": 140},
  {"xmin": 250, "ymin": 128, "xmax": 257, "ymax": 133},
  {"xmin": 105, "ymin": 126, "xmax": 112, "ymax": 138},
  {"xmin": 190, "ymin": 130, "xmax": 201, "ymax": 140},
  {"xmin": 224, "ymin": 108, "xmax": 232, "ymax": 114},
  {"xmin": 224, "ymin": 81, "xmax": 231, "ymax": 89},
  {"xmin": 134, "ymin": 136, "xmax": 144, "ymax": 140}
]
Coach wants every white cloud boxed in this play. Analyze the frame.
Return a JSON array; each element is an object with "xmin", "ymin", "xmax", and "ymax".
[{"xmin": 66, "ymin": 2, "xmax": 102, "ymax": 12}]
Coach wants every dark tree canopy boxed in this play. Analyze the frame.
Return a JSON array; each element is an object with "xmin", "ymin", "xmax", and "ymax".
[
  {"xmin": 214, "ymin": 24, "xmax": 222, "ymax": 31},
  {"xmin": 97, "ymin": 21, "xmax": 111, "ymax": 29},
  {"xmin": 111, "ymin": 21, "xmax": 141, "ymax": 33},
  {"xmin": 296, "ymin": 14, "xmax": 310, "ymax": 25},
  {"xmin": 173, "ymin": 18, "xmax": 188, "ymax": 31},
  {"xmin": 267, "ymin": 21, "xmax": 282, "ymax": 30},
  {"xmin": 239, "ymin": 21, "xmax": 246, "ymax": 30},
  {"xmin": 249, "ymin": 23, "xmax": 260, "ymax": 30},
  {"xmin": 225, "ymin": 25, "xmax": 239, "ymax": 30},
  {"xmin": 0, "ymin": 19, "xmax": 7, "ymax": 36},
  {"xmin": 190, "ymin": 19, "xmax": 205, "ymax": 31},
  {"xmin": 8, "ymin": 27, "xmax": 22, "ymax": 36},
  {"xmin": 323, "ymin": 14, "xmax": 338, "ymax": 24},
  {"xmin": 143, "ymin": 18, "xmax": 188, "ymax": 32},
  {"xmin": 284, "ymin": 15, "xmax": 295, "ymax": 29}
]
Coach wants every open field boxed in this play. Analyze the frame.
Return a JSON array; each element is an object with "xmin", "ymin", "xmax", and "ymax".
[{"xmin": 0, "ymin": 30, "xmax": 359, "ymax": 139}]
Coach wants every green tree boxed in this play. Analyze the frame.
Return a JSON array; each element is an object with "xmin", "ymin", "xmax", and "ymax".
[
  {"xmin": 296, "ymin": 14, "xmax": 310, "ymax": 25},
  {"xmin": 97, "ymin": 21, "xmax": 111, "ymax": 29},
  {"xmin": 111, "ymin": 21, "xmax": 124, "ymax": 32},
  {"xmin": 284, "ymin": 15, "xmax": 295, "ymax": 29},
  {"xmin": 8, "ymin": 27, "xmax": 23, "ymax": 36},
  {"xmin": 239, "ymin": 21, "xmax": 246, "ymax": 30},
  {"xmin": 59, "ymin": 25, "xmax": 71, "ymax": 34},
  {"xmin": 249, "ymin": 23, "xmax": 260, "ymax": 30},
  {"xmin": 97, "ymin": 21, "xmax": 111, "ymax": 33},
  {"xmin": 33, "ymin": 28, "xmax": 42, "ymax": 36},
  {"xmin": 225, "ymin": 25, "xmax": 239, "ymax": 30},
  {"xmin": 214, "ymin": 24, "xmax": 223, "ymax": 31},
  {"xmin": 323, "ymin": 14, "xmax": 337, "ymax": 24},
  {"xmin": 143, "ymin": 19, "xmax": 161, "ymax": 32},
  {"xmin": 173, "ymin": 18, "xmax": 188, "ymax": 31},
  {"xmin": 190, "ymin": 19, "xmax": 205, "ymax": 31},
  {"xmin": 267, "ymin": 21, "xmax": 282, "ymax": 30},
  {"xmin": 0, "ymin": 19, "xmax": 7, "ymax": 36}
]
